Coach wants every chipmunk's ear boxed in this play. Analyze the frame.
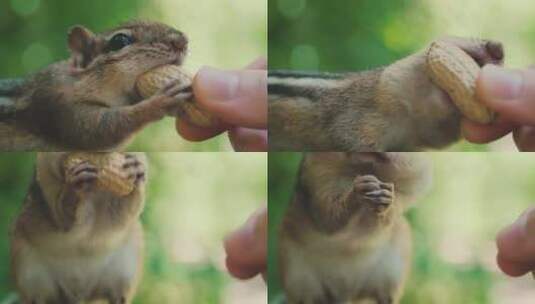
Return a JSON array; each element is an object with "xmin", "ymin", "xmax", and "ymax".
[{"xmin": 68, "ymin": 25, "xmax": 97, "ymax": 69}]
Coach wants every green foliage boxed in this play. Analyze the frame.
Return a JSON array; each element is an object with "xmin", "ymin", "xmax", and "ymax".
[
  {"xmin": 269, "ymin": 0, "xmax": 430, "ymax": 71},
  {"xmin": 0, "ymin": 153, "xmax": 35, "ymax": 297},
  {"xmin": 268, "ymin": 153, "xmax": 535, "ymax": 303},
  {"xmin": 267, "ymin": 153, "xmax": 301, "ymax": 302},
  {"xmin": 0, "ymin": 0, "xmax": 266, "ymax": 152}
]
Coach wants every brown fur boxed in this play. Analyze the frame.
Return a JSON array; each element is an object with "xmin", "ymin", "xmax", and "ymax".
[
  {"xmin": 279, "ymin": 153, "xmax": 431, "ymax": 304},
  {"xmin": 1, "ymin": 21, "xmax": 190, "ymax": 151},
  {"xmin": 10, "ymin": 152, "xmax": 147, "ymax": 304},
  {"xmin": 268, "ymin": 37, "xmax": 504, "ymax": 151}
]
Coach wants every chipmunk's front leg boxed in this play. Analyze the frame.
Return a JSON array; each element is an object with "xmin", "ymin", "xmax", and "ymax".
[
  {"xmin": 268, "ymin": 70, "xmax": 384, "ymax": 151},
  {"xmin": 53, "ymin": 160, "xmax": 99, "ymax": 231},
  {"xmin": 55, "ymin": 81, "xmax": 191, "ymax": 150}
]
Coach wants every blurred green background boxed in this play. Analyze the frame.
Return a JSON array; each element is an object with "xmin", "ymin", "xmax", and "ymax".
[
  {"xmin": 0, "ymin": 0, "xmax": 267, "ymax": 151},
  {"xmin": 268, "ymin": 152, "xmax": 535, "ymax": 304},
  {"xmin": 269, "ymin": 0, "xmax": 535, "ymax": 151},
  {"xmin": 0, "ymin": 152, "xmax": 267, "ymax": 304}
]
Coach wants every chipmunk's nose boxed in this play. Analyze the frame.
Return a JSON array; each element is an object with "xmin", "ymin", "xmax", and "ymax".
[{"xmin": 169, "ymin": 32, "xmax": 188, "ymax": 52}]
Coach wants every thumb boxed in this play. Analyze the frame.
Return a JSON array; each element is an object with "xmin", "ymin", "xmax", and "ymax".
[
  {"xmin": 224, "ymin": 207, "xmax": 267, "ymax": 280},
  {"xmin": 192, "ymin": 67, "xmax": 267, "ymax": 129},
  {"xmin": 496, "ymin": 207, "xmax": 535, "ymax": 276},
  {"xmin": 476, "ymin": 65, "xmax": 535, "ymax": 125}
]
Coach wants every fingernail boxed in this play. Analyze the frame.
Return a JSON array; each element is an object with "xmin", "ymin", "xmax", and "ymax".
[
  {"xmin": 196, "ymin": 67, "xmax": 239, "ymax": 102},
  {"xmin": 480, "ymin": 65, "xmax": 523, "ymax": 101}
]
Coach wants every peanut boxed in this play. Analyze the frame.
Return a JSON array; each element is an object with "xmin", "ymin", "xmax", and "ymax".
[
  {"xmin": 426, "ymin": 41, "xmax": 495, "ymax": 124},
  {"xmin": 64, "ymin": 152, "xmax": 134, "ymax": 196},
  {"xmin": 135, "ymin": 65, "xmax": 217, "ymax": 128}
]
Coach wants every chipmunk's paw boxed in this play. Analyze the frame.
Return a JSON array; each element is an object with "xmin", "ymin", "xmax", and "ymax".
[
  {"xmin": 123, "ymin": 154, "xmax": 146, "ymax": 185},
  {"xmin": 155, "ymin": 80, "xmax": 193, "ymax": 116},
  {"xmin": 434, "ymin": 36, "xmax": 504, "ymax": 67},
  {"xmin": 354, "ymin": 175, "xmax": 394, "ymax": 213},
  {"xmin": 66, "ymin": 161, "xmax": 98, "ymax": 193}
]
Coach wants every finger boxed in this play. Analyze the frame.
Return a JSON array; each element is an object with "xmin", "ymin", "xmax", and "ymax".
[
  {"xmin": 225, "ymin": 256, "xmax": 261, "ymax": 280},
  {"xmin": 497, "ymin": 253, "xmax": 535, "ymax": 277},
  {"xmin": 175, "ymin": 119, "xmax": 228, "ymax": 142},
  {"xmin": 496, "ymin": 207, "xmax": 535, "ymax": 264},
  {"xmin": 224, "ymin": 207, "xmax": 267, "ymax": 280},
  {"xmin": 355, "ymin": 182, "xmax": 381, "ymax": 192},
  {"xmin": 229, "ymin": 128, "xmax": 268, "ymax": 152},
  {"xmin": 245, "ymin": 57, "xmax": 267, "ymax": 70},
  {"xmin": 476, "ymin": 65, "xmax": 535, "ymax": 125},
  {"xmin": 513, "ymin": 126, "xmax": 535, "ymax": 152},
  {"xmin": 193, "ymin": 67, "xmax": 267, "ymax": 129},
  {"xmin": 461, "ymin": 117, "xmax": 514, "ymax": 143}
]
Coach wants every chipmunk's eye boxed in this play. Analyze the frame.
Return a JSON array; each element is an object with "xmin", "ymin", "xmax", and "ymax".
[{"xmin": 106, "ymin": 33, "xmax": 134, "ymax": 52}]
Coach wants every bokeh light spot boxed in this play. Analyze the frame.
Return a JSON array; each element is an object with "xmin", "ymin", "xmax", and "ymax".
[
  {"xmin": 277, "ymin": 0, "xmax": 307, "ymax": 19},
  {"xmin": 21, "ymin": 43, "xmax": 51, "ymax": 72},
  {"xmin": 382, "ymin": 18, "xmax": 415, "ymax": 52},
  {"xmin": 10, "ymin": 0, "xmax": 41, "ymax": 17},
  {"xmin": 290, "ymin": 44, "xmax": 319, "ymax": 70}
]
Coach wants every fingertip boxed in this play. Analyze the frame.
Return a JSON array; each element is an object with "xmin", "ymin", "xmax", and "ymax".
[
  {"xmin": 192, "ymin": 66, "xmax": 238, "ymax": 112},
  {"xmin": 192, "ymin": 67, "xmax": 267, "ymax": 128},
  {"xmin": 460, "ymin": 118, "xmax": 513, "ymax": 143},
  {"xmin": 223, "ymin": 207, "xmax": 267, "ymax": 268},
  {"xmin": 476, "ymin": 65, "xmax": 523, "ymax": 109},
  {"xmin": 496, "ymin": 254, "xmax": 531, "ymax": 277},
  {"xmin": 225, "ymin": 256, "xmax": 258, "ymax": 280},
  {"xmin": 513, "ymin": 126, "xmax": 535, "ymax": 151},
  {"xmin": 223, "ymin": 220, "xmax": 255, "ymax": 261},
  {"xmin": 223, "ymin": 227, "xmax": 265, "ymax": 280},
  {"xmin": 476, "ymin": 66, "xmax": 535, "ymax": 125},
  {"xmin": 229, "ymin": 128, "xmax": 268, "ymax": 152},
  {"xmin": 461, "ymin": 119, "xmax": 490, "ymax": 143},
  {"xmin": 496, "ymin": 222, "xmax": 522, "ymax": 260},
  {"xmin": 495, "ymin": 210, "xmax": 535, "ymax": 263},
  {"xmin": 175, "ymin": 119, "xmax": 227, "ymax": 142}
]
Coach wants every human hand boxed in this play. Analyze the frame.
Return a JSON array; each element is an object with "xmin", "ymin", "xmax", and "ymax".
[
  {"xmin": 176, "ymin": 58, "xmax": 267, "ymax": 151},
  {"xmin": 462, "ymin": 65, "xmax": 535, "ymax": 151},
  {"xmin": 496, "ymin": 207, "xmax": 535, "ymax": 277},
  {"xmin": 224, "ymin": 207, "xmax": 267, "ymax": 280}
]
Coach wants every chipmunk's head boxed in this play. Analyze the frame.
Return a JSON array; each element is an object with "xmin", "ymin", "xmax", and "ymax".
[{"xmin": 67, "ymin": 20, "xmax": 188, "ymax": 101}]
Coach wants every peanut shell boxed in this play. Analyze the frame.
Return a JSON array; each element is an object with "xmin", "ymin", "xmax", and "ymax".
[
  {"xmin": 64, "ymin": 152, "xmax": 134, "ymax": 196},
  {"xmin": 136, "ymin": 65, "xmax": 217, "ymax": 128},
  {"xmin": 426, "ymin": 41, "xmax": 495, "ymax": 124}
]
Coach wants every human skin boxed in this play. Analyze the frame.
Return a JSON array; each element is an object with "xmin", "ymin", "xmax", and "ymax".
[
  {"xmin": 176, "ymin": 58, "xmax": 267, "ymax": 152},
  {"xmin": 224, "ymin": 207, "xmax": 267, "ymax": 280},
  {"xmin": 465, "ymin": 67, "xmax": 535, "ymax": 276},
  {"xmin": 462, "ymin": 65, "xmax": 535, "ymax": 151},
  {"xmin": 496, "ymin": 207, "xmax": 535, "ymax": 277}
]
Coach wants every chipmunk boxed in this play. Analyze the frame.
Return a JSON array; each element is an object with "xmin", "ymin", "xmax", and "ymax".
[
  {"xmin": 10, "ymin": 152, "xmax": 146, "ymax": 304},
  {"xmin": 269, "ymin": 37, "xmax": 504, "ymax": 151},
  {"xmin": 279, "ymin": 152, "xmax": 431, "ymax": 304},
  {"xmin": 0, "ymin": 20, "xmax": 192, "ymax": 151}
]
